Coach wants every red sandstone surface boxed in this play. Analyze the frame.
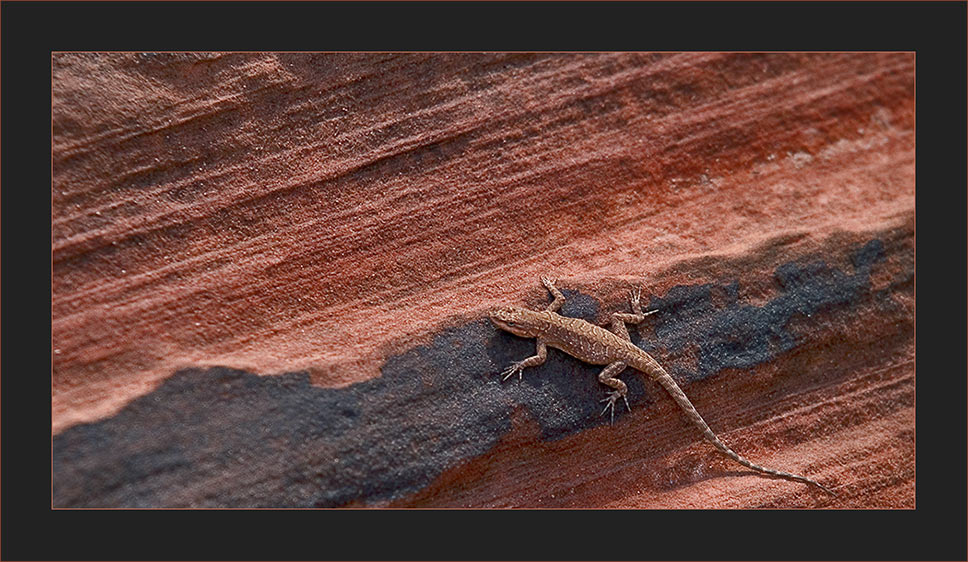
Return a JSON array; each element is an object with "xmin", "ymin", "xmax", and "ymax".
[{"xmin": 52, "ymin": 53, "xmax": 914, "ymax": 508}]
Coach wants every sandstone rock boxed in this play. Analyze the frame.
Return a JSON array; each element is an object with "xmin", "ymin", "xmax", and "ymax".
[{"xmin": 52, "ymin": 53, "xmax": 914, "ymax": 508}]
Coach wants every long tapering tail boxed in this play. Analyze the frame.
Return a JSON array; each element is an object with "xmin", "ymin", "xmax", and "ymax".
[{"xmin": 646, "ymin": 361, "xmax": 836, "ymax": 495}]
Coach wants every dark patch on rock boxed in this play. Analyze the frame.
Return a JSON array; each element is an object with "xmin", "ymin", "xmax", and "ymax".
[
  {"xmin": 53, "ymin": 240, "xmax": 897, "ymax": 507},
  {"xmin": 649, "ymin": 239, "xmax": 887, "ymax": 383}
]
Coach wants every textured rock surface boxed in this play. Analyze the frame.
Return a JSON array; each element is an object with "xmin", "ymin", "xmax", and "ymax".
[{"xmin": 52, "ymin": 53, "xmax": 914, "ymax": 508}]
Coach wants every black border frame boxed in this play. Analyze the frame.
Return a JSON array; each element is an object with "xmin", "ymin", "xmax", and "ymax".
[{"xmin": 3, "ymin": 2, "xmax": 965, "ymax": 560}]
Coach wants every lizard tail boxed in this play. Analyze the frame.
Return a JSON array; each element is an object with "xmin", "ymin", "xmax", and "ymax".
[{"xmin": 651, "ymin": 367, "xmax": 837, "ymax": 496}]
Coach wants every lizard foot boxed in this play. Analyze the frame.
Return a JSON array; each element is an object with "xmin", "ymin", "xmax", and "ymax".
[
  {"xmin": 628, "ymin": 287, "xmax": 642, "ymax": 308},
  {"xmin": 599, "ymin": 391, "xmax": 629, "ymax": 424},
  {"xmin": 629, "ymin": 287, "xmax": 658, "ymax": 317},
  {"xmin": 501, "ymin": 362, "xmax": 525, "ymax": 381}
]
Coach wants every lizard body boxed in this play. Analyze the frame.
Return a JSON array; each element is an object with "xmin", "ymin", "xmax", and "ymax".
[{"xmin": 490, "ymin": 277, "xmax": 835, "ymax": 495}]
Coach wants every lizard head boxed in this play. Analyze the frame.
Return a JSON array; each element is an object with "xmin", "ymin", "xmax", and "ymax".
[{"xmin": 489, "ymin": 306, "xmax": 543, "ymax": 338}]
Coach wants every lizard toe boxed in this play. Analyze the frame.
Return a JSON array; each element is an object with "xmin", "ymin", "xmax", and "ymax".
[{"xmin": 501, "ymin": 365, "xmax": 517, "ymax": 381}]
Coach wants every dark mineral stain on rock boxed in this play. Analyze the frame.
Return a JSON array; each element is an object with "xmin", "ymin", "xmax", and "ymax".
[
  {"xmin": 53, "ymin": 240, "xmax": 892, "ymax": 507},
  {"xmin": 649, "ymin": 239, "xmax": 887, "ymax": 383}
]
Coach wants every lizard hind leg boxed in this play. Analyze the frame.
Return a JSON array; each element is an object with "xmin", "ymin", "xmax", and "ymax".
[{"xmin": 597, "ymin": 361, "xmax": 629, "ymax": 423}]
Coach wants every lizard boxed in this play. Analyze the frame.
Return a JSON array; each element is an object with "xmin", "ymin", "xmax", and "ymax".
[{"xmin": 489, "ymin": 276, "xmax": 836, "ymax": 495}]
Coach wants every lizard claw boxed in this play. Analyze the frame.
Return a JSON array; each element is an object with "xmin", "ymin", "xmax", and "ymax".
[
  {"xmin": 541, "ymin": 276, "xmax": 558, "ymax": 289},
  {"xmin": 629, "ymin": 287, "xmax": 654, "ymax": 317},
  {"xmin": 631, "ymin": 286, "xmax": 659, "ymax": 317},
  {"xmin": 600, "ymin": 391, "xmax": 625, "ymax": 424},
  {"xmin": 600, "ymin": 400, "xmax": 614, "ymax": 424},
  {"xmin": 501, "ymin": 362, "xmax": 524, "ymax": 381},
  {"xmin": 628, "ymin": 288, "xmax": 642, "ymax": 307}
]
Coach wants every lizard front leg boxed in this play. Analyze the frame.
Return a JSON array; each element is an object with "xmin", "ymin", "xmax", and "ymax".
[
  {"xmin": 541, "ymin": 276, "xmax": 565, "ymax": 312},
  {"xmin": 502, "ymin": 340, "xmax": 548, "ymax": 381},
  {"xmin": 597, "ymin": 361, "xmax": 629, "ymax": 423}
]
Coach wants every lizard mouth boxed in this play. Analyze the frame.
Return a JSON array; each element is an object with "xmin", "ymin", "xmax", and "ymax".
[{"xmin": 488, "ymin": 311, "xmax": 512, "ymax": 328}]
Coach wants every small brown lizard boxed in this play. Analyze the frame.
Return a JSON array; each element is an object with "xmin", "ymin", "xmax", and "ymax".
[{"xmin": 490, "ymin": 277, "xmax": 835, "ymax": 495}]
